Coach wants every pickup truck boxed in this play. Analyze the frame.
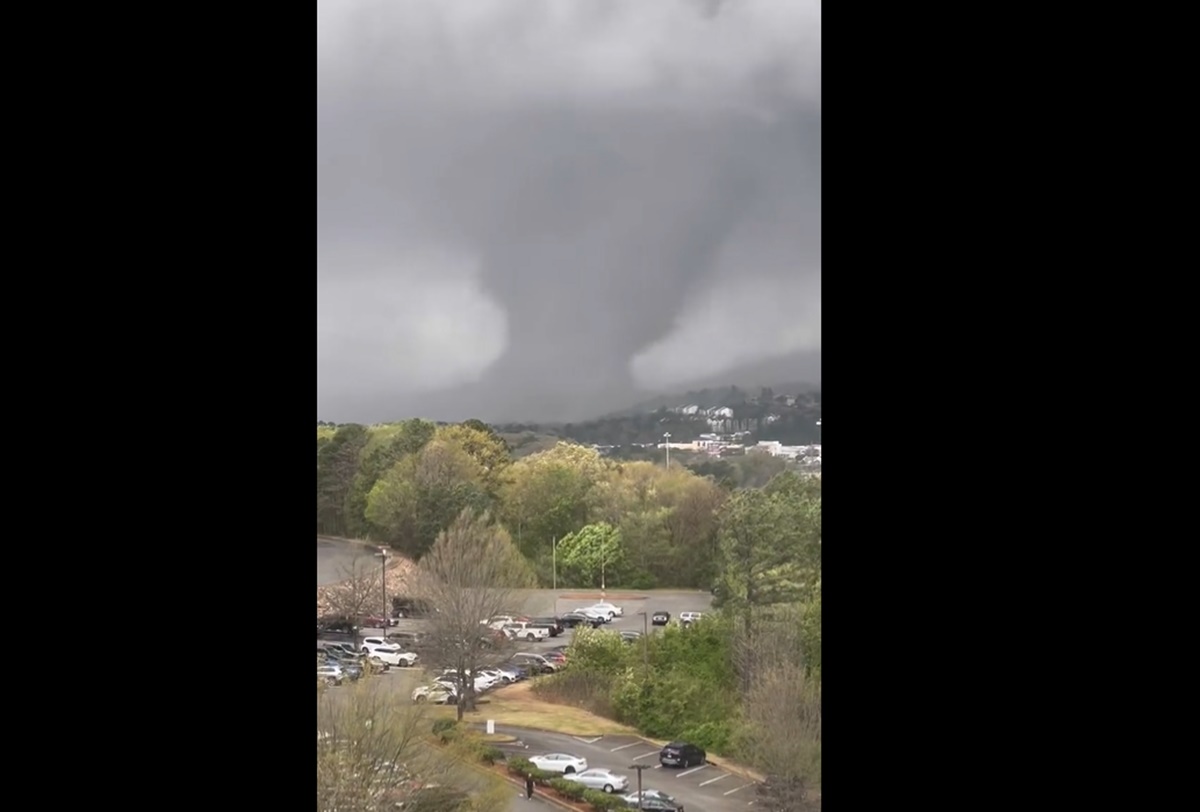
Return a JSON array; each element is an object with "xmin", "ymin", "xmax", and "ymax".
[{"xmin": 502, "ymin": 622, "xmax": 549, "ymax": 642}]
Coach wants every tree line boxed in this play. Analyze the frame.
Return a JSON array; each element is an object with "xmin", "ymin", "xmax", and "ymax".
[{"xmin": 318, "ymin": 418, "xmax": 814, "ymax": 589}]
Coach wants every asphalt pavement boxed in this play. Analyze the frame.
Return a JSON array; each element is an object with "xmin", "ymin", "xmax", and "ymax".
[{"xmin": 484, "ymin": 725, "xmax": 757, "ymax": 812}]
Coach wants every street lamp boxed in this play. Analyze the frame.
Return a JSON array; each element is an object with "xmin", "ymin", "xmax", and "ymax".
[
  {"xmin": 636, "ymin": 611, "xmax": 650, "ymax": 674},
  {"xmin": 375, "ymin": 546, "xmax": 390, "ymax": 635},
  {"xmin": 552, "ymin": 536, "xmax": 558, "ymax": 591},
  {"xmin": 663, "ymin": 432, "xmax": 671, "ymax": 468},
  {"xmin": 629, "ymin": 764, "xmax": 650, "ymax": 809}
]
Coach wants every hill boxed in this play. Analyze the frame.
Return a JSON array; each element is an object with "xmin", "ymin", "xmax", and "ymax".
[{"xmin": 320, "ymin": 382, "xmax": 821, "ymax": 456}]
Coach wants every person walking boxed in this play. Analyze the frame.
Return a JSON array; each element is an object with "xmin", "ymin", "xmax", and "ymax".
[{"xmin": 525, "ymin": 774, "xmax": 535, "ymax": 800}]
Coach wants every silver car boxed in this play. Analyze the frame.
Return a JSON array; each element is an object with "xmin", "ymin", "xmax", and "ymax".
[{"xmin": 563, "ymin": 768, "xmax": 629, "ymax": 793}]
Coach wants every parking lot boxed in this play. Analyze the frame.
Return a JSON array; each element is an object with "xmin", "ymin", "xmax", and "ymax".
[{"xmin": 488, "ymin": 726, "xmax": 757, "ymax": 812}]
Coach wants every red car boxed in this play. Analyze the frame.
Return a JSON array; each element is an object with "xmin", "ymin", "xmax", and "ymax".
[{"xmin": 360, "ymin": 614, "xmax": 398, "ymax": 628}]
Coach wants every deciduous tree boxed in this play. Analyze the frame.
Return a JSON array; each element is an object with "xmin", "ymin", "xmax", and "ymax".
[
  {"xmin": 557, "ymin": 523, "xmax": 624, "ymax": 589},
  {"xmin": 415, "ymin": 509, "xmax": 536, "ymax": 719}
]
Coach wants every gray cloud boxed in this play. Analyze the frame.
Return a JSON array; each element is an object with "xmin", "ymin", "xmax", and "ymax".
[{"xmin": 318, "ymin": 0, "xmax": 821, "ymax": 423}]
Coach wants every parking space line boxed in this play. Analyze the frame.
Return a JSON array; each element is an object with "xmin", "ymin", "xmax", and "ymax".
[
  {"xmin": 652, "ymin": 764, "xmax": 662, "ymax": 769},
  {"xmin": 610, "ymin": 742, "xmax": 640, "ymax": 752},
  {"xmin": 631, "ymin": 751, "xmax": 659, "ymax": 760},
  {"xmin": 725, "ymin": 783, "xmax": 756, "ymax": 795},
  {"xmin": 699, "ymin": 774, "xmax": 730, "ymax": 786},
  {"xmin": 677, "ymin": 765, "xmax": 709, "ymax": 778}
]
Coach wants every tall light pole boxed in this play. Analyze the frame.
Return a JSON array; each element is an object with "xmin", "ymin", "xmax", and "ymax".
[
  {"xmin": 600, "ymin": 555, "xmax": 606, "ymax": 602},
  {"xmin": 637, "ymin": 611, "xmax": 649, "ymax": 675},
  {"xmin": 376, "ymin": 546, "xmax": 390, "ymax": 635},
  {"xmin": 663, "ymin": 432, "xmax": 671, "ymax": 468},
  {"xmin": 629, "ymin": 764, "xmax": 650, "ymax": 809},
  {"xmin": 552, "ymin": 536, "xmax": 558, "ymax": 591}
]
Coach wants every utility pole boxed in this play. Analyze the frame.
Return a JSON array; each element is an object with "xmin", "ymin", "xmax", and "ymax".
[
  {"xmin": 638, "ymin": 611, "xmax": 649, "ymax": 675},
  {"xmin": 663, "ymin": 432, "xmax": 671, "ymax": 468},
  {"xmin": 376, "ymin": 546, "xmax": 390, "ymax": 636},
  {"xmin": 629, "ymin": 764, "xmax": 650, "ymax": 809},
  {"xmin": 552, "ymin": 536, "xmax": 557, "ymax": 591}
]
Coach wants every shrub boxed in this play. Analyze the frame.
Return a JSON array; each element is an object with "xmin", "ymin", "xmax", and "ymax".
[
  {"xmin": 531, "ymin": 768, "xmax": 556, "ymax": 785},
  {"xmin": 431, "ymin": 718, "xmax": 458, "ymax": 735},
  {"xmin": 507, "ymin": 757, "xmax": 532, "ymax": 776},
  {"xmin": 532, "ymin": 667, "xmax": 618, "ymax": 718},
  {"xmin": 680, "ymin": 719, "xmax": 735, "ymax": 753},
  {"xmin": 480, "ymin": 745, "xmax": 506, "ymax": 765},
  {"xmin": 549, "ymin": 778, "xmax": 587, "ymax": 800},
  {"xmin": 581, "ymin": 788, "xmax": 627, "ymax": 810},
  {"xmin": 566, "ymin": 626, "xmax": 632, "ymax": 674}
]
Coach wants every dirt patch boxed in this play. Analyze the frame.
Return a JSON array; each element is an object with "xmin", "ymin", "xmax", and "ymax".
[
  {"xmin": 428, "ymin": 681, "xmax": 636, "ymax": 737},
  {"xmin": 556, "ymin": 593, "xmax": 648, "ymax": 601}
]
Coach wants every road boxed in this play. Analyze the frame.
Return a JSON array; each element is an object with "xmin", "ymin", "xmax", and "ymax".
[
  {"xmin": 318, "ymin": 537, "xmax": 371, "ymax": 586},
  {"xmin": 485, "ymin": 724, "xmax": 757, "ymax": 812}
]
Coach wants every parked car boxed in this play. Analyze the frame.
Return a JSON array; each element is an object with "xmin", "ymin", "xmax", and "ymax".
[
  {"xmin": 411, "ymin": 684, "xmax": 458, "ymax": 704},
  {"xmin": 583, "ymin": 601, "xmax": 624, "ymax": 618},
  {"xmin": 387, "ymin": 630, "xmax": 427, "ymax": 647},
  {"xmin": 542, "ymin": 651, "xmax": 568, "ymax": 665},
  {"xmin": 362, "ymin": 637, "xmax": 419, "ymax": 666},
  {"xmin": 651, "ymin": 611, "xmax": 670, "ymax": 626},
  {"xmin": 559, "ymin": 612, "xmax": 603, "ymax": 629},
  {"xmin": 361, "ymin": 613, "xmax": 399, "ymax": 628},
  {"xmin": 317, "ymin": 616, "xmax": 357, "ymax": 636},
  {"xmin": 317, "ymin": 665, "xmax": 344, "ymax": 686},
  {"xmin": 510, "ymin": 652, "xmax": 557, "ymax": 674},
  {"xmin": 482, "ymin": 614, "xmax": 526, "ymax": 630},
  {"xmin": 497, "ymin": 663, "xmax": 528, "ymax": 682},
  {"xmin": 502, "ymin": 622, "xmax": 550, "ymax": 642},
  {"xmin": 528, "ymin": 753, "xmax": 588, "ymax": 774},
  {"xmin": 392, "ymin": 597, "xmax": 437, "ymax": 618},
  {"xmin": 621, "ymin": 790, "xmax": 681, "ymax": 807},
  {"xmin": 658, "ymin": 741, "xmax": 706, "ymax": 768},
  {"xmin": 678, "ymin": 612, "xmax": 704, "ymax": 625},
  {"xmin": 572, "ymin": 607, "xmax": 613, "ymax": 623},
  {"xmin": 563, "ymin": 768, "xmax": 629, "ymax": 793},
  {"xmin": 623, "ymin": 792, "xmax": 685, "ymax": 811},
  {"xmin": 527, "ymin": 617, "xmax": 564, "ymax": 636}
]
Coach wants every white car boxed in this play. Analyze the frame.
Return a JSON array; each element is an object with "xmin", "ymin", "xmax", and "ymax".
[
  {"xmin": 572, "ymin": 607, "xmax": 612, "ymax": 623},
  {"xmin": 585, "ymin": 602, "xmax": 624, "ymax": 618},
  {"xmin": 436, "ymin": 672, "xmax": 493, "ymax": 695},
  {"xmin": 440, "ymin": 668, "xmax": 500, "ymax": 691},
  {"xmin": 363, "ymin": 645, "xmax": 418, "ymax": 667},
  {"xmin": 476, "ymin": 667, "xmax": 512, "ymax": 685},
  {"xmin": 679, "ymin": 611, "xmax": 705, "ymax": 624},
  {"xmin": 317, "ymin": 665, "xmax": 344, "ymax": 685},
  {"xmin": 411, "ymin": 683, "xmax": 457, "ymax": 704},
  {"xmin": 361, "ymin": 637, "xmax": 400, "ymax": 651},
  {"xmin": 528, "ymin": 753, "xmax": 588, "ymax": 774},
  {"xmin": 481, "ymin": 614, "xmax": 521, "ymax": 630},
  {"xmin": 563, "ymin": 769, "xmax": 629, "ymax": 793}
]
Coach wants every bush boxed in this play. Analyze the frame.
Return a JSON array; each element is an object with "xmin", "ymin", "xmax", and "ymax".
[
  {"xmin": 431, "ymin": 718, "xmax": 458, "ymax": 735},
  {"xmin": 581, "ymin": 788, "xmax": 627, "ymax": 810},
  {"xmin": 566, "ymin": 626, "xmax": 633, "ymax": 674},
  {"xmin": 680, "ymin": 719, "xmax": 735, "ymax": 753},
  {"xmin": 507, "ymin": 757, "xmax": 532, "ymax": 776},
  {"xmin": 549, "ymin": 778, "xmax": 587, "ymax": 800},
  {"xmin": 532, "ymin": 667, "xmax": 618, "ymax": 718},
  {"xmin": 531, "ymin": 768, "xmax": 556, "ymax": 785},
  {"xmin": 480, "ymin": 745, "xmax": 506, "ymax": 765}
]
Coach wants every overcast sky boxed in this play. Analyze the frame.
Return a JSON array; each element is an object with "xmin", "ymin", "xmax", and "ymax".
[{"xmin": 318, "ymin": 0, "xmax": 821, "ymax": 424}]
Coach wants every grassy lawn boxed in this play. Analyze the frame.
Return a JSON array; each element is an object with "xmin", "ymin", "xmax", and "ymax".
[{"xmin": 429, "ymin": 681, "xmax": 637, "ymax": 736}]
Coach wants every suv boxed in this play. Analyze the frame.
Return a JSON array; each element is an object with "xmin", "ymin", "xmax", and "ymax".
[
  {"xmin": 527, "ymin": 617, "xmax": 564, "ymax": 636},
  {"xmin": 659, "ymin": 741, "xmax": 706, "ymax": 768},
  {"xmin": 678, "ymin": 612, "xmax": 704, "ymax": 625},
  {"xmin": 503, "ymin": 622, "xmax": 549, "ymax": 642},
  {"xmin": 510, "ymin": 652, "xmax": 556, "ymax": 674},
  {"xmin": 651, "ymin": 611, "xmax": 670, "ymax": 626}
]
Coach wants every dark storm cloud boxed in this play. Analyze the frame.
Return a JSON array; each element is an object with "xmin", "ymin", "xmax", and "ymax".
[{"xmin": 317, "ymin": 0, "xmax": 821, "ymax": 423}]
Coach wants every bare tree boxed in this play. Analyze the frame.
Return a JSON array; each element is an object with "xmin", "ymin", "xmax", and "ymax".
[
  {"xmin": 319, "ymin": 676, "xmax": 506, "ymax": 810},
  {"xmin": 318, "ymin": 553, "xmax": 384, "ymax": 648},
  {"xmin": 415, "ymin": 508, "xmax": 537, "ymax": 720}
]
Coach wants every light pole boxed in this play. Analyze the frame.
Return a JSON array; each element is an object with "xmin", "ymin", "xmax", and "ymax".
[
  {"xmin": 637, "ymin": 611, "xmax": 649, "ymax": 674},
  {"xmin": 663, "ymin": 432, "xmax": 671, "ymax": 468},
  {"xmin": 629, "ymin": 764, "xmax": 650, "ymax": 809},
  {"xmin": 552, "ymin": 536, "xmax": 558, "ymax": 591},
  {"xmin": 376, "ymin": 546, "xmax": 390, "ymax": 635},
  {"xmin": 600, "ymin": 555, "xmax": 606, "ymax": 602}
]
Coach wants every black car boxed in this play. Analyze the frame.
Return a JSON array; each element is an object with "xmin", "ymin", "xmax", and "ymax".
[
  {"xmin": 509, "ymin": 653, "xmax": 555, "ymax": 674},
  {"xmin": 659, "ymin": 741, "xmax": 706, "ymax": 768},
  {"xmin": 651, "ymin": 611, "xmax": 670, "ymax": 626},
  {"xmin": 559, "ymin": 612, "xmax": 603, "ymax": 629},
  {"xmin": 627, "ymin": 796, "xmax": 685, "ymax": 812}
]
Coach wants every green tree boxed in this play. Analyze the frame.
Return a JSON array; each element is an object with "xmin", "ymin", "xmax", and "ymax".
[
  {"xmin": 317, "ymin": 424, "xmax": 368, "ymax": 536},
  {"xmin": 365, "ymin": 438, "xmax": 490, "ymax": 559},
  {"xmin": 434, "ymin": 423, "xmax": 511, "ymax": 494},
  {"xmin": 557, "ymin": 523, "xmax": 624, "ymax": 589},
  {"xmin": 344, "ymin": 419, "xmax": 437, "ymax": 538}
]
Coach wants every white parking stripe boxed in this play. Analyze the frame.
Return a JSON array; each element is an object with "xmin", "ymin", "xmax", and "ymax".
[
  {"xmin": 725, "ymin": 783, "xmax": 756, "ymax": 795},
  {"xmin": 652, "ymin": 764, "xmax": 662, "ymax": 769},
  {"xmin": 632, "ymin": 751, "xmax": 659, "ymax": 760},
  {"xmin": 677, "ymin": 765, "xmax": 709, "ymax": 778},
  {"xmin": 700, "ymin": 774, "xmax": 730, "ymax": 786},
  {"xmin": 610, "ymin": 742, "xmax": 640, "ymax": 752}
]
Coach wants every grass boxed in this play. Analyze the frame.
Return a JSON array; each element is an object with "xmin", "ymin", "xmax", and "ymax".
[{"xmin": 429, "ymin": 681, "xmax": 638, "ymax": 736}]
